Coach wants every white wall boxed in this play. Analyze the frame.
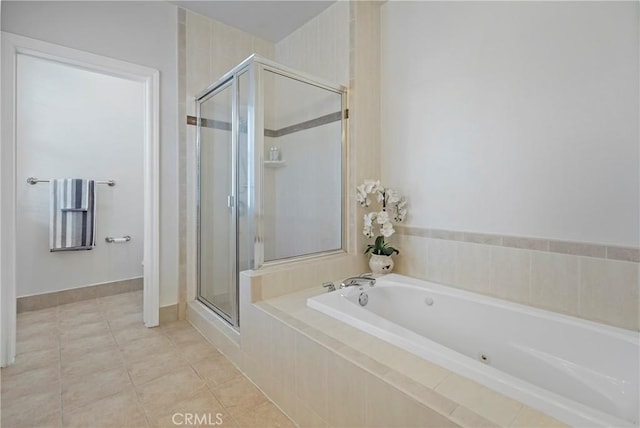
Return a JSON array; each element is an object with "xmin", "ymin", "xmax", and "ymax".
[
  {"xmin": 2, "ymin": 1, "xmax": 179, "ymax": 305},
  {"xmin": 381, "ymin": 1, "xmax": 639, "ymax": 247},
  {"xmin": 16, "ymin": 55, "xmax": 144, "ymax": 297}
]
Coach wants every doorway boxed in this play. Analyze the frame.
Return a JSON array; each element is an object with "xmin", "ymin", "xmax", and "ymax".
[{"xmin": 1, "ymin": 33, "xmax": 160, "ymax": 367}]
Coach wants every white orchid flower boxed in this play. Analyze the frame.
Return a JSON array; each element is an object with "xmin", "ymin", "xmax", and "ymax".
[
  {"xmin": 380, "ymin": 222, "xmax": 395, "ymax": 237},
  {"xmin": 376, "ymin": 210, "xmax": 390, "ymax": 225},
  {"xmin": 398, "ymin": 208, "xmax": 408, "ymax": 221},
  {"xmin": 358, "ymin": 180, "xmax": 407, "ymax": 245},
  {"xmin": 356, "ymin": 185, "xmax": 370, "ymax": 207},
  {"xmin": 387, "ymin": 189, "xmax": 401, "ymax": 204},
  {"xmin": 364, "ymin": 212, "xmax": 376, "ymax": 227},
  {"xmin": 363, "ymin": 223, "xmax": 374, "ymax": 238}
]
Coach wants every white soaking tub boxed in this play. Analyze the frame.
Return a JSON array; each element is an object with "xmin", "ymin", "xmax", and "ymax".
[{"xmin": 307, "ymin": 274, "xmax": 639, "ymax": 427}]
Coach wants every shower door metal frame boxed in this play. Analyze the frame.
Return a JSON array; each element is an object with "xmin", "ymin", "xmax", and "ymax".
[{"xmin": 196, "ymin": 76, "xmax": 239, "ymax": 327}]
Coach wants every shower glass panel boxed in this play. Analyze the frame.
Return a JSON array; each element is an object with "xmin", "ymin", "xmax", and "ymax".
[
  {"xmin": 196, "ymin": 56, "xmax": 346, "ymax": 328},
  {"xmin": 198, "ymin": 81, "xmax": 236, "ymax": 323},
  {"xmin": 263, "ymin": 71, "xmax": 343, "ymax": 261}
]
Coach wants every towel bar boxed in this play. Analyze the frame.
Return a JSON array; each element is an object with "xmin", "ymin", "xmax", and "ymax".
[
  {"xmin": 105, "ymin": 236, "xmax": 131, "ymax": 243},
  {"xmin": 27, "ymin": 177, "xmax": 116, "ymax": 186}
]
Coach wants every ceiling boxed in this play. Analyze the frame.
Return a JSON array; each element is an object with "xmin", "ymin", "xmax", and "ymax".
[{"xmin": 172, "ymin": 1, "xmax": 336, "ymax": 42}]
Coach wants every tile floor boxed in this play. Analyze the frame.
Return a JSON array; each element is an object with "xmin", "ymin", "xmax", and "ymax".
[{"xmin": 1, "ymin": 290, "xmax": 295, "ymax": 428}]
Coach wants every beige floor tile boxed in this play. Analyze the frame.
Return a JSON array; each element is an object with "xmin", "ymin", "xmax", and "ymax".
[
  {"xmin": 16, "ymin": 319, "xmax": 58, "ymax": 342},
  {"xmin": 61, "ymin": 347, "xmax": 124, "ymax": 379},
  {"xmin": 16, "ymin": 330, "xmax": 59, "ymax": 354},
  {"xmin": 156, "ymin": 320, "xmax": 193, "ymax": 334},
  {"xmin": 1, "ymin": 385, "xmax": 61, "ymax": 418},
  {"xmin": 1, "ymin": 408, "xmax": 62, "ymax": 428},
  {"xmin": 127, "ymin": 348, "xmax": 190, "ymax": 386},
  {"xmin": 1, "ymin": 365, "xmax": 59, "ymax": 401},
  {"xmin": 166, "ymin": 328, "xmax": 208, "ymax": 346},
  {"xmin": 62, "ymin": 366, "xmax": 133, "ymax": 411},
  {"xmin": 212, "ymin": 376, "xmax": 268, "ymax": 415},
  {"xmin": 231, "ymin": 401, "xmax": 295, "ymax": 428},
  {"xmin": 0, "ymin": 347, "xmax": 59, "ymax": 377},
  {"xmin": 101, "ymin": 304, "xmax": 142, "ymax": 321},
  {"xmin": 59, "ymin": 319, "xmax": 111, "ymax": 344},
  {"xmin": 179, "ymin": 340, "xmax": 223, "ymax": 365},
  {"xmin": 2, "ymin": 387, "xmax": 62, "ymax": 428},
  {"xmin": 60, "ymin": 332, "xmax": 117, "ymax": 362},
  {"xmin": 58, "ymin": 311, "xmax": 103, "ymax": 330},
  {"xmin": 107, "ymin": 311, "xmax": 144, "ymax": 331},
  {"xmin": 17, "ymin": 307, "xmax": 58, "ymax": 327},
  {"xmin": 192, "ymin": 353, "xmax": 242, "ymax": 386},
  {"xmin": 136, "ymin": 367, "xmax": 206, "ymax": 415},
  {"xmin": 147, "ymin": 389, "xmax": 233, "ymax": 428},
  {"xmin": 120, "ymin": 334, "xmax": 176, "ymax": 363},
  {"xmin": 62, "ymin": 387, "xmax": 148, "ymax": 428},
  {"xmin": 98, "ymin": 291, "xmax": 142, "ymax": 307},
  {"xmin": 58, "ymin": 299, "xmax": 101, "ymax": 318},
  {"xmin": 112, "ymin": 323, "xmax": 163, "ymax": 347}
]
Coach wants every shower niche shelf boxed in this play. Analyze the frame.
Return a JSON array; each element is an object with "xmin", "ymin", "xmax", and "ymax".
[{"xmin": 264, "ymin": 160, "xmax": 287, "ymax": 168}]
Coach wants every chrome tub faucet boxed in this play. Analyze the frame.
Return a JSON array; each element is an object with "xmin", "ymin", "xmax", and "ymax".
[{"xmin": 340, "ymin": 276, "xmax": 376, "ymax": 289}]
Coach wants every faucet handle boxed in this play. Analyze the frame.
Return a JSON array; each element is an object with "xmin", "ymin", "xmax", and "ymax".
[{"xmin": 322, "ymin": 282, "xmax": 336, "ymax": 292}]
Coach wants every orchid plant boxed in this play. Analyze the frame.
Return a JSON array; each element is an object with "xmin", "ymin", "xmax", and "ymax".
[{"xmin": 356, "ymin": 179, "xmax": 408, "ymax": 256}]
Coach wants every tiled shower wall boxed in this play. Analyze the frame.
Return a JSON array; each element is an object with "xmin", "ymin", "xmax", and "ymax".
[
  {"xmin": 390, "ymin": 228, "xmax": 639, "ymax": 331},
  {"xmin": 275, "ymin": 0, "xmax": 350, "ymax": 86}
]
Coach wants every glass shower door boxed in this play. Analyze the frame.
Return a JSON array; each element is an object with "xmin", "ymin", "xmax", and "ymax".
[{"xmin": 197, "ymin": 81, "xmax": 237, "ymax": 324}]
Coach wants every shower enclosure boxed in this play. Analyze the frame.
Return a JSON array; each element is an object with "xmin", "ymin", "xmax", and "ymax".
[{"xmin": 196, "ymin": 55, "xmax": 347, "ymax": 327}]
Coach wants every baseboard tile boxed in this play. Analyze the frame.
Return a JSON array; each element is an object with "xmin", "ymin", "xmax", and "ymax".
[{"xmin": 17, "ymin": 277, "xmax": 143, "ymax": 313}]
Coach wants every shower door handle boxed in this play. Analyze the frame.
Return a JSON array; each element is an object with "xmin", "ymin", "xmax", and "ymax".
[{"xmin": 227, "ymin": 195, "xmax": 235, "ymax": 209}]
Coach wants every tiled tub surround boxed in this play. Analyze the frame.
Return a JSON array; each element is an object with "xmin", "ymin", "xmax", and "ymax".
[
  {"xmin": 391, "ymin": 226, "xmax": 640, "ymax": 331},
  {"xmin": 236, "ymin": 275, "xmax": 568, "ymax": 428},
  {"xmin": 308, "ymin": 274, "xmax": 639, "ymax": 427}
]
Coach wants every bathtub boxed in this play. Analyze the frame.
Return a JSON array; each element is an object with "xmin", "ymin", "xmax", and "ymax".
[{"xmin": 307, "ymin": 274, "xmax": 639, "ymax": 427}]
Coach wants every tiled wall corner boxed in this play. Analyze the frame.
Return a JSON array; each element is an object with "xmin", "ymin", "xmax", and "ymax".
[{"xmin": 350, "ymin": 1, "xmax": 382, "ymax": 259}]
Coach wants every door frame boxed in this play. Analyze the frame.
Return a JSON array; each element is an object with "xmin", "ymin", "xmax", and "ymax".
[{"xmin": 0, "ymin": 32, "xmax": 160, "ymax": 367}]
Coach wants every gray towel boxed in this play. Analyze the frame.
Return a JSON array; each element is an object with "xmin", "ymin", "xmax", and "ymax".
[
  {"xmin": 50, "ymin": 179, "xmax": 96, "ymax": 251},
  {"xmin": 60, "ymin": 178, "xmax": 90, "ymax": 211}
]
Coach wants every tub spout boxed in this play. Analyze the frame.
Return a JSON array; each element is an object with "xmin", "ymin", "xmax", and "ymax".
[
  {"xmin": 340, "ymin": 276, "xmax": 376, "ymax": 289},
  {"xmin": 322, "ymin": 282, "xmax": 336, "ymax": 292}
]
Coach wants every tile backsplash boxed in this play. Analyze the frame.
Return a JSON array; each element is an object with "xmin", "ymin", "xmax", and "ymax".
[{"xmin": 392, "ymin": 226, "xmax": 639, "ymax": 331}]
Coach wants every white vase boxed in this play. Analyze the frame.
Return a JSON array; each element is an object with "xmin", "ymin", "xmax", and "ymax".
[{"xmin": 369, "ymin": 254, "xmax": 394, "ymax": 274}]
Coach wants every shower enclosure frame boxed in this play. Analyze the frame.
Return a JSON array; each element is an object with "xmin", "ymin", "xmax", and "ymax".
[{"xmin": 195, "ymin": 55, "xmax": 348, "ymax": 328}]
